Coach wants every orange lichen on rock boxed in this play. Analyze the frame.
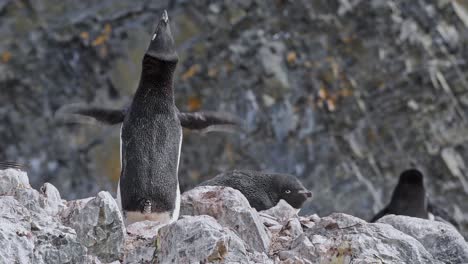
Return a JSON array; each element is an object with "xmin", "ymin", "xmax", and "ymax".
[
  {"xmin": 92, "ymin": 23, "xmax": 112, "ymax": 47},
  {"xmin": 92, "ymin": 35, "xmax": 107, "ymax": 47},
  {"xmin": 207, "ymin": 67, "xmax": 218, "ymax": 78},
  {"xmin": 80, "ymin": 31, "xmax": 89, "ymax": 40},
  {"xmin": 1, "ymin": 51, "xmax": 12, "ymax": 63},
  {"xmin": 104, "ymin": 23, "xmax": 112, "ymax": 35},
  {"xmin": 187, "ymin": 96, "xmax": 202, "ymax": 111},
  {"xmin": 182, "ymin": 64, "xmax": 201, "ymax": 81},
  {"xmin": 286, "ymin": 51, "xmax": 297, "ymax": 65},
  {"xmin": 316, "ymin": 87, "xmax": 353, "ymax": 112}
]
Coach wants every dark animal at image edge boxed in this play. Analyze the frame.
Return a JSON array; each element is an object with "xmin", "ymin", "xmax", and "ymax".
[
  {"xmin": 370, "ymin": 169, "xmax": 459, "ymax": 229},
  {"xmin": 200, "ymin": 170, "xmax": 312, "ymax": 211},
  {"xmin": 59, "ymin": 11, "xmax": 241, "ymax": 225}
]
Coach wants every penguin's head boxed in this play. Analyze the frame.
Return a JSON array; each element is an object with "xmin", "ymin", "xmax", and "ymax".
[
  {"xmin": 399, "ymin": 169, "xmax": 424, "ymax": 185},
  {"xmin": 274, "ymin": 174, "xmax": 312, "ymax": 209},
  {"xmin": 145, "ymin": 10, "xmax": 178, "ymax": 62}
]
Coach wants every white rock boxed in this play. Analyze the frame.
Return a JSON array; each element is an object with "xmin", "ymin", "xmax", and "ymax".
[
  {"xmin": 379, "ymin": 215, "xmax": 468, "ymax": 263},
  {"xmin": 0, "ymin": 168, "xmax": 29, "ymax": 195},
  {"xmin": 261, "ymin": 199, "xmax": 298, "ymax": 225},
  {"xmin": 305, "ymin": 213, "xmax": 438, "ymax": 263},
  {"xmin": 61, "ymin": 191, "xmax": 125, "ymax": 262},
  {"xmin": 154, "ymin": 215, "xmax": 249, "ymax": 263},
  {"xmin": 181, "ymin": 186, "xmax": 271, "ymax": 252},
  {"xmin": 39, "ymin": 182, "xmax": 64, "ymax": 216}
]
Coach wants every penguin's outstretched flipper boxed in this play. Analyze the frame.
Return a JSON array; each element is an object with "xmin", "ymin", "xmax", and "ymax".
[
  {"xmin": 178, "ymin": 111, "xmax": 243, "ymax": 133},
  {"xmin": 370, "ymin": 207, "xmax": 389, "ymax": 223},
  {"xmin": 55, "ymin": 104, "xmax": 126, "ymax": 125}
]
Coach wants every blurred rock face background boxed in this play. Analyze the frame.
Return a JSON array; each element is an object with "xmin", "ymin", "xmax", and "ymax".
[{"xmin": 1, "ymin": 0, "xmax": 468, "ymax": 237}]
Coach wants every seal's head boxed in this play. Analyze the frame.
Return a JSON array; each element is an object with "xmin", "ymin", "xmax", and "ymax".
[{"xmin": 146, "ymin": 10, "xmax": 178, "ymax": 62}]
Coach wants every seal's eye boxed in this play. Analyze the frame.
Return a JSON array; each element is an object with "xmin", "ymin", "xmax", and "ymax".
[{"xmin": 284, "ymin": 190, "xmax": 291, "ymax": 194}]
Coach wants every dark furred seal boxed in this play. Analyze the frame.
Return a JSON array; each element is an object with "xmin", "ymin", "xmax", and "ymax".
[{"xmin": 199, "ymin": 170, "xmax": 312, "ymax": 211}]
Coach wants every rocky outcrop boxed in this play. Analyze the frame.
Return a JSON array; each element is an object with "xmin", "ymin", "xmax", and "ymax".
[
  {"xmin": 0, "ymin": 169, "xmax": 88, "ymax": 264},
  {"xmin": 1, "ymin": 169, "xmax": 467, "ymax": 263},
  {"xmin": 379, "ymin": 215, "xmax": 468, "ymax": 264},
  {"xmin": 3, "ymin": 0, "xmax": 468, "ymax": 240},
  {"xmin": 181, "ymin": 186, "xmax": 271, "ymax": 252}
]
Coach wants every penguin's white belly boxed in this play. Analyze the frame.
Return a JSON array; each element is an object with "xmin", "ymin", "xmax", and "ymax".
[
  {"xmin": 117, "ymin": 180, "xmax": 122, "ymax": 212},
  {"xmin": 120, "ymin": 183, "xmax": 180, "ymax": 226},
  {"xmin": 125, "ymin": 211, "xmax": 172, "ymax": 226},
  {"xmin": 169, "ymin": 132, "xmax": 183, "ymax": 223},
  {"xmin": 117, "ymin": 125, "xmax": 123, "ymax": 212}
]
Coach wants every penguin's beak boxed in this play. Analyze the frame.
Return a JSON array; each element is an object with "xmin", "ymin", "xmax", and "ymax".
[
  {"xmin": 145, "ymin": 10, "xmax": 178, "ymax": 62},
  {"xmin": 299, "ymin": 190, "xmax": 313, "ymax": 198}
]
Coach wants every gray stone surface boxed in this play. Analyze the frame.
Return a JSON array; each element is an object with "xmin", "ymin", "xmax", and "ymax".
[
  {"xmin": 154, "ymin": 215, "xmax": 249, "ymax": 264},
  {"xmin": 181, "ymin": 186, "xmax": 271, "ymax": 252},
  {"xmin": 0, "ymin": 193, "xmax": 88, "ymax": 264},
  {"xmin": 0, "ymin": 168, "xmax": 29, "ymax": 195},
  {"xmin": 123, "ymin": 221, "xmax": 161, "ymax": 264},
  {"xmin": 261, "ymin": 199, "xmax": 299, "ymax": 225},
  {"xmin": 61, "ymin": 191, "xmax": 125, "ymax": 262},
  {"xmin": 39, "ymin": 182, "xmax": 65, "ymax": 216},
  {"xmin": 304, "ymin": 213, "xmax": 439, "ymax": 264},
  {"xmin": 1, "ymin": 168, "xmax": 468, "ymax": 263},
  {"xmin": 379, "ymin": 215, "xmax": 468, "ymax": 264},
  {"xmin": 1, "ymin": 0, "xmax": 468, "ymax": 239}
]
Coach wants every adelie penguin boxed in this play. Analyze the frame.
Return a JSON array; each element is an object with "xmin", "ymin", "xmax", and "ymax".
[
  {"xmin": 60, "ymin": 11, "xmax": 241, "ymax": 225},
  {"xmin": 370, "ymin": 169, "xmax": 459, "ymax": 229},
  {"xmin": 199, "ymin": 170, "xmax": 312, "ymax": 211}
]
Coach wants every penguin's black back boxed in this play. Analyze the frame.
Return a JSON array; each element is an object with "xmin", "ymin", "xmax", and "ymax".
[{"xmin": 120, "ymin": 57, "xmax": 181, "ymax": 213}]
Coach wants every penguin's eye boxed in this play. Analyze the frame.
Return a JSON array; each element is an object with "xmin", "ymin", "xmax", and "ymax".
[{"xmin": 284, "ymin": 190, "xmax": 291, "ymax": 194}]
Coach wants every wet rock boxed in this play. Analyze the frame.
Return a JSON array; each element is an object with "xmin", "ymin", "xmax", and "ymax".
[
  {"xmin": 153, "ymin": 215, "xmax": 249, "ymax": 264},
  {"xmin": 181, "ymin": 186, "xmax": 271, "ymax": 252},
  {"xmin": 379, "ymin": 215, "xmax": 468, "ymax": 263}
]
